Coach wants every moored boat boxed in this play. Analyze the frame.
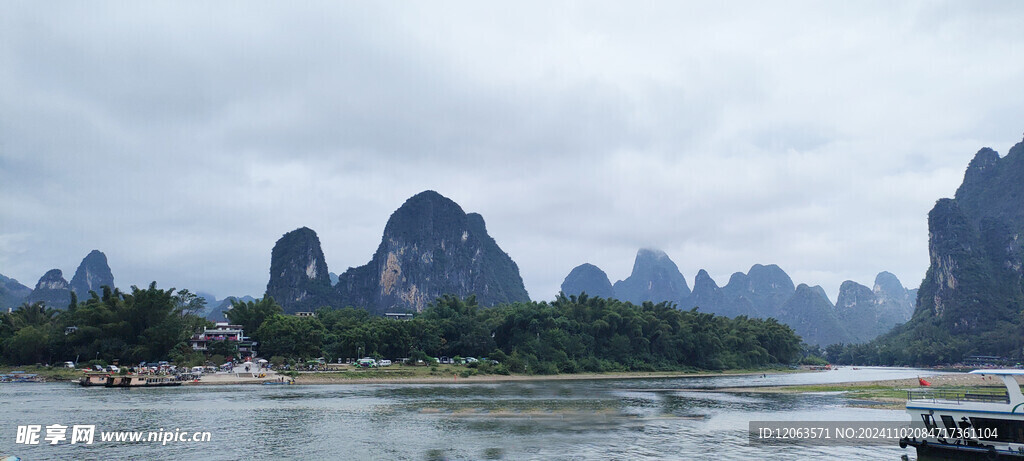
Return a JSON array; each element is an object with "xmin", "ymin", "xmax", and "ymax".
[
  {"xmin": 901, "ymin": 369, "xmax": 1024, "ymax": 460},
  {"xmin": 0, "ymin": 372, "xmax": 43, "ymax": 383},
  {"xmin": 79, "ymin": 372, "xmax": 184, "ymax": 387},
  {"xmin": 105, "ymin": 375, "xmax": 183, "ymax": 387},
  {"xmin": 78, "ymin": 372, "xmax": 110, "ymax": 387}
]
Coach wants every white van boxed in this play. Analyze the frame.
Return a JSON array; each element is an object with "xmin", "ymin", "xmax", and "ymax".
[
  {"xmin": 191, "ymin": 366, "xmax": 204, "ymax": 375},
  {"xmin": 378, "ymin": 360, "xmax": 392, "ymax": 367}
]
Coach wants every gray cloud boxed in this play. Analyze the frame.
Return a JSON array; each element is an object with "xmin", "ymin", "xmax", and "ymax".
[{"xmin": 2, "ymin": 2, "xmax": 1023, "ymax": 303}]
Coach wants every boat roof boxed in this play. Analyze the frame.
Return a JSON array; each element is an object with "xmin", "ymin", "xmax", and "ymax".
[{"xmin": 970, "ymin": 369, "xmax": 1024, "ymax": 375}]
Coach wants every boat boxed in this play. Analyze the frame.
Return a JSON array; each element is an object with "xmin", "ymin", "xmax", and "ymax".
[
  {"xmin": 0, "ymin": 372, "xmax": 43, "ymax": 383},
  {"xmin": 79, "ymin": 372, "xmax": 183, "ymax": 387},
  {"xmin": 78, "ymin": 372, "xmax": 110, "ymax": 387},
  {"xmin": 901, "ymin": 369, "xmax": 1024, "ymax": 460},
  {"xmin": 105, "ymin": 375, "xmax": 183, "ymax": 387}
]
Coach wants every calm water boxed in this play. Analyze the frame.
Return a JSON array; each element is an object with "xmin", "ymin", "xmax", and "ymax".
[{"xmin": 0, "ymin": 367, "xmax": 942, "ymax": 460}]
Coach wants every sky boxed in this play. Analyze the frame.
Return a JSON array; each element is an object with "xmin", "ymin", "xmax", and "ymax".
[{"xmin": 2, "ymin": 2, "xmax": 1023, "ymax": 304}]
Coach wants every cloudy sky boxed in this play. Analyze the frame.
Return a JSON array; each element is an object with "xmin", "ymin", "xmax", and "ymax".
[{"xmin": 2, "ymin": 2, "xmax": 1022, "ymax": 303}]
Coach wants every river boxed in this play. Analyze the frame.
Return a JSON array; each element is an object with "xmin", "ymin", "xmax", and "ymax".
[{"xmin": 0, "ymin": 367, "xmax": 941, "ymax": 460}]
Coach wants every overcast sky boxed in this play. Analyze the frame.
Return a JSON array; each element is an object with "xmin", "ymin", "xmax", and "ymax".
[{"xmin": 2, "ymin": 2, "xmax": 1023, "ymax": 304}]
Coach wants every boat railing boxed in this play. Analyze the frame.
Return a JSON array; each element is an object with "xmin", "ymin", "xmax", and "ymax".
[{"xmin": 907, "ymin": 386, "xmax": 1009, "ymax": 404}]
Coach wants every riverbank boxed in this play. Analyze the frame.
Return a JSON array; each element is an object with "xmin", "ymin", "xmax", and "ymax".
[
  {"xmin": 1, "ymin": 365, "xmax": 802, "ymax": 386},
  {"xmin": 711, "ymin": 372, "xmax": 1019, "ymax": 409},
  {"xmin": 0, "ymin": 366, "xmax": 81, "ymax": 381},
  {"xmin": 291, "ymin": 367, "xmax": 800, "ymax": 385},
  {"xmin": 0, "ymin": 366, "xmax": 293, "ymax": 385}
]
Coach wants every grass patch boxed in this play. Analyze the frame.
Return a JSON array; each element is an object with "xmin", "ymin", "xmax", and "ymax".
[{"xmin": 0, "ymin": 365, "xmax": 83, "ymax": 381}]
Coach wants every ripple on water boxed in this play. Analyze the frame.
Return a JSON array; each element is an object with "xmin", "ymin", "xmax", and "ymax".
[{"xmin": 0, "ymin": 369, "xmax": 935, "ymax": 460}]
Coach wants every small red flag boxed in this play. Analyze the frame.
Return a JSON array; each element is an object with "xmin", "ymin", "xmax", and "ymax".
[{"xmin": 919, "ymin": 377, "xmax": 931, "ymax": 386}]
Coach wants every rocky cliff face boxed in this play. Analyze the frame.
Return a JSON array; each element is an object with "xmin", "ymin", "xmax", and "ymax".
[
  {"xmin": 560, "ymin": 263, "xmax": 614, "ymax": 298},
  {"xmin": 69, "ymin": 250, "xmax": 114, "ymax": 299},
  {"xmin": 612, "ymin": 249, "xmax": 690, "ymax": 305},
  {"xmin": 336, "ymin": 191, "xmax": 530, "ymax": 314},
  {"xmin": 265, "ymin": 227, "xmax": 334, "ymax": 313},
  {"xmin": 26, "ymin": 269, "xmax": 72, "ymax": 309},
  {"xmin": 900, "ymin": 138, "xmax": 1024, "ymax": 354},
  {"xmin": 0, "ymin": 274, "xmax": 32, "ymax": 310}
]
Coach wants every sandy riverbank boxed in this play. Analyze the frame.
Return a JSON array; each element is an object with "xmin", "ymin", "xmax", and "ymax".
[
  {"xmin": 717, "ymin": 372, "xmax": 1019, "ymax": 392},
  {"xmin": 709, "ymin": 372, "xmax": 1023, "ymax": 409},
  {"xmin": 291, "ymin": 369, "xmax": 799, "ymax": 385},
  {"xmin": 186, "ymin": 370, "xmax": 292, "ymax": 385}
]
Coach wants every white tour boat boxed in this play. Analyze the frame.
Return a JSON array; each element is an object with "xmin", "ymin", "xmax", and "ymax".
[{"xmin": 902, "ymin": 369, "xmax": 1024, "ymax": 460}]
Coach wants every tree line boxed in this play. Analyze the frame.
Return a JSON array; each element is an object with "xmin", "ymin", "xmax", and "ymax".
[
  {"xmin": 1, "ymin": 285, "xmax": 804, "ymax": 373},
  {"xmin": 231, "ymin": 293, "xmax": 803, "ymax": 373},
  {"xmin": 0, "ymin": 283, "xmax": 209, "ymax": 366}
]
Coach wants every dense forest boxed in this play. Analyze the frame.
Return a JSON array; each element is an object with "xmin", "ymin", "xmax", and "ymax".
[
  {"xmin": 0, "ymin": 283, "xmax": 209, "ymax": 366},
  {"xmin": 1, "ymin": 285, "xmax": 804, "ymax": 373}
]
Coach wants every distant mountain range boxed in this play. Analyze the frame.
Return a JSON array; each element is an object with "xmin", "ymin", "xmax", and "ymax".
[
  {"xmin": 0, "ymin": 274, "xmax": 32, "ymax": 310},
  {"xmin": 559, "ymin": 251, "xmax": 915, "ymax": 346},
  {"xmin": 7, "ymin": 250, "xmax": 117, "ymax": 310},
  {"xmin": 200, "ymin": 294, "xmax": 257, "ymax": 322},
  {"xmin": 1, "ymin": 251, "xmax": 253, "ymax": 319},
  {"xmin": 3, "ymin": 188, "xmax": 926, "ymax": 349}
]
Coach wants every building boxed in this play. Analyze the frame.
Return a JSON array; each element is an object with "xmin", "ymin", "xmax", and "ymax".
[
  {"xmin": 189, "ymin": 322, "xmax": 258, "ymax": 357},
  {"xmin": 384, "ymin": 312, "xmax": 414, "ymax": 321},
  {"xmin": 295, "ymin": 311, "xmax": 316, "ymax": 318}
]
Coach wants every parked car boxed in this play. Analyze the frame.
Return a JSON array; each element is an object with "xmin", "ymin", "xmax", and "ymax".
[
  {"xmin": 107, "ymin": 365, "xmax": 120, "ymax": 373},
  {"xmin": 378, "ymin": 360, "xmax": 392, "ymax": 367},
  {"xmin": 63, "ymin": 361, "xmax": 76, "ymax": 368}
]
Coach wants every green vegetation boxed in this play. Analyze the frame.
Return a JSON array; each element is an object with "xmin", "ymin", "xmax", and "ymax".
[
  {"xmin": 1, "ymin": 287, "xmax": 803, "ymax": 373},
  {"xmin": 224, "ymin": 296, "xmax": 284, "ymax": 343},
  {"xmin": 287, "ymin": 293, "xmax": 801, "ymax": 373},
  {"xmin": 0, "ymin": 283, "xmax": 211, "ymax": 366}
]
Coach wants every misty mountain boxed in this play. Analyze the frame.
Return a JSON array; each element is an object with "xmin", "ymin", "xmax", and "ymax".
[
  {"xmin": 0, "ymin": 274, "xmax": 32, "ymax": 310},
  {"xmin": 775, "ymin": 284, "xmax": 850, "ymax": 346},
  {"xmin": 205, "ymin": 295, "xmax": 256, "ymax": 322},
  {"xmin": 560, "ymin": 263, "xmax": 615, "ymax": 299},
  {"xmin": 612, "ymin": 249, "xmax": 690, "ymax": 305},
  {"xmin": 832, "ymin": 272, "xmax": 915, "ymax": 343}
]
